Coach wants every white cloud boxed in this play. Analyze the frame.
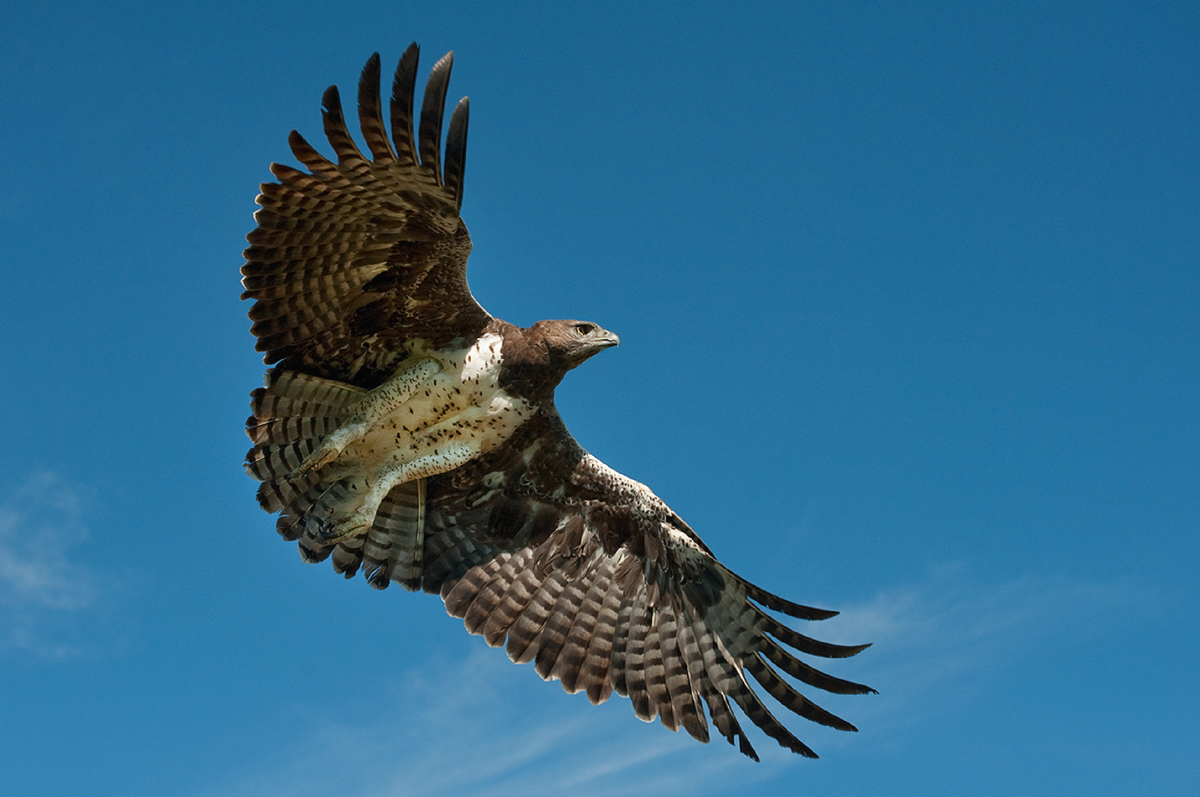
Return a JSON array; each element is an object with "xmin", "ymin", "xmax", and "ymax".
[
  {"xmin": 0, "ymin": 470, "xmax": 109, "ymax": 656},
  {"xmin": 183, "ymin": 560, "xmax": 1152, "ymax": 796},
  {"xmin": 188, "ymin": 648, "xmax": 780, "ymax": 797},
  {"xmin": 812, "ymin": 563, "xmax": 1152, "ymax": 745}
]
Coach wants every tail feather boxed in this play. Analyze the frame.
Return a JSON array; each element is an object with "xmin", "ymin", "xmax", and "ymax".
[
  {"xmin": 331, "ymin": 533, "xmax": 366, "ymax": 578},
  {"xmin": 261, "ymin": 368, "xmax": 367, "ymax": 408},
  {"xmin": 246, "ymin": 415, "xmax": 342, "ymax": 447},
  {"xmin": 363, "ymin": 479, "xmax": 426, "ymax": 590},
  {"xmin": 245, "ymin": 368, "xmax": 428, "ymax": 589},
  {"xmin": 292, "ymin": 478, "xmax": 428, "ymax": 589},
  {"xmin": 246, "ymin": 439, "xmax": 316, "ymax": 483},
  {"xmin": 274, "ymin": 475, "xmax": 340, "ymax": 539}
]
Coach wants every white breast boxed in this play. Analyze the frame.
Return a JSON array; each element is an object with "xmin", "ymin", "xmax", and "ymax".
[{"xmin": 349, "ymin": 332, "xmax": 530, "ymax": 470}]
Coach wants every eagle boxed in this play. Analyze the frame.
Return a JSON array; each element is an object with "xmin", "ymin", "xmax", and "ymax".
[{"xmin": 242, "ymin": 44, "xmax": 873, "ymax": 761}]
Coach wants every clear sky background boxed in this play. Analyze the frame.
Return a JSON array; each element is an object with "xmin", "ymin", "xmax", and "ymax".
[{"xmin": 2, "ymin": 1, "xmax": 1197, "ymax": 795}]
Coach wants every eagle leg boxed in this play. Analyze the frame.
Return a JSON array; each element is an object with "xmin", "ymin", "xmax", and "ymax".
[
  {"xmin": 315, "ymin": 441, "xmax": 482, "ymax": 545},
  {"xmin": 295, "ymin": 357, "xmax": 442, "ymax": 477}
]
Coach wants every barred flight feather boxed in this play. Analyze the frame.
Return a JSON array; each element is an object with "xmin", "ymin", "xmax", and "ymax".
[
  {"xmin": 550, "ymin": 556, "xmax": 616, "ymax": 692},
  {"xmin": 581, "ymin": 586, "xmax": 621, "ymax": 706},
  {"xmin": 460, "ymin": 554, "xmax": 524, "ymax": 639},
  {"xmin": 480, "ymin": 556, "xmax": 541, "ymax": 647},
  {"xmin": 444, "ymin": 553, "xmax": 507, "ymax": 619},
  {"xmin": 641, "ymin": 617, "xmax": 674, "ymax": 728},
  {"xmin": 531, "ymin": 556, "xmax": 597, "ymax": 680},
  {"xmin": 506, "ymin": 569, "xmax": 569, "ymax": 665}
]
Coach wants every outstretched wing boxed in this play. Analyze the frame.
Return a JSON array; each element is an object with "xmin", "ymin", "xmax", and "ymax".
[
  {"xmin": 241, "ymin": 45, "xmax": 489, "ymax": 388},
  {"xmin": 399, "ymin": 407, "xmax": 874, "ymax": 761}
]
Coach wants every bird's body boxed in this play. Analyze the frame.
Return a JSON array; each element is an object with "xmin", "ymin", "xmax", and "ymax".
[{"xmin": 242, "ymin": 43, "xmax": 873, "ymax": 761}]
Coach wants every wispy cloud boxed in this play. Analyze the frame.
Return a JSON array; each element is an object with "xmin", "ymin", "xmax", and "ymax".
[
  {"xmin": 185, "ymin": 561, "xmax": 1152, "ymax": 796},
  {"xmin": 0, "ymin": 470, "xmax": 111, "ymax": 656},
  {"xmin": 812, "ymin": 563, "xmax": 1153, "ymax": 747},
  {"xmin": 189, "ymin": 648, "xmax": 779, "ymax": 797}
]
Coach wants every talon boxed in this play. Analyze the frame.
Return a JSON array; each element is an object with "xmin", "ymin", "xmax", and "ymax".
[
  {"xmin": 297, "ymin": 444, "xmax": 341, "ymax": 477},
  {"xmin": 316, "ymin": 511, "xmax": 372, "ymax": 545}
]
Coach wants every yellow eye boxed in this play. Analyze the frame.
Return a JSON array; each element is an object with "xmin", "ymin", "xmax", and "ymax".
[{"xmin": 575, "ymin": 323, "xmax": 593, "ymax": 335}]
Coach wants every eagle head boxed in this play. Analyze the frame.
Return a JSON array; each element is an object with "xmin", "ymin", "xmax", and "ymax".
[
  {"xmin": 533, "ymin": 319, "xmax": 621, "ymax": 370},
  {"xmin": 497, "ymin": 319, "xmax": 619, "ymax": 401}
]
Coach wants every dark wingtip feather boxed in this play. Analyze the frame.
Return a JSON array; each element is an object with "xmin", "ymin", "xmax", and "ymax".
[
  {"xmin": 321, "ymin": 84, "xmax": 365, "ymax": 164},
  {"xmin": 286, "ymin": 129, "xmax": 335, "ymax": 175},
  {"xmin": 357, "ymin": 52, "xmax": 394, "ymax": 161},
  {"xmin": 390, "ymin": 43, "xmax": 420, "ymax": 166},
  {"xmin": 298, "ymin": 539, "xmax": 331, "ymax": 564},
  {"xmin": 443, "ymin": 96, "xmax": 469, "ymax": 209},
  {"xmin": 418, "ymin": 50, "xmax": 454, "ymax": 183},
  {"xmin": 763, "ymin": 613, "xmax": 874, "ymax": 659},
  {"xmin": 321, "ymin": 84, "xmax": 340, "ymax": 114},
  {"xmin": 747, "ymin": 654, "xmax": 860, "ymax": 733},
  {"xmin": 742, "ymin": 578, "xmax": 840, "ymax": 620},
  {"xmin": 359, "ymin": 52, "xmax": 382, "ymax": 102},
  {"xmin": 761, "ymin": 641, "xmax": 877, "ymax": 695}
]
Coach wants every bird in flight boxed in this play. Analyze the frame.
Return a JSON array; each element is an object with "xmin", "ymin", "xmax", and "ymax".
[{"xmin": 242, "ymin": 43, "xmax": 873, "ymax": 761}]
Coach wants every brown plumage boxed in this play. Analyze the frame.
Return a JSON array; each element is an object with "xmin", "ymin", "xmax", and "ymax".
[{"xmin": 242, "ymin": 43, "xmax": 874, "ymax": 761}]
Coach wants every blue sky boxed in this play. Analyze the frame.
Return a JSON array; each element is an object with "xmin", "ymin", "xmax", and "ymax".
[{"xmin": 2, "ymin": 1, "xmax": 1197, "ymax": 794}]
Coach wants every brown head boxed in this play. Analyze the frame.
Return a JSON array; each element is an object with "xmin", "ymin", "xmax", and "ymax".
[
  {"xmin": 530, "ymin": 319, "xmax": 620, "ymax": 369},
  {"xmin": 498, "ymin": 319, "xmax": 620, "ymax": 401}
]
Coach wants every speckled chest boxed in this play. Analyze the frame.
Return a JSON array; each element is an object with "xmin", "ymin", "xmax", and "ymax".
[{"xmin": 348, "ymin": 332, "xmax": 534, "ymax": 466}]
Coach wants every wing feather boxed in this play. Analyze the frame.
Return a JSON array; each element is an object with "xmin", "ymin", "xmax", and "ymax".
[
  {"xmin": 419, "ymin": 407, "xmax": 872, "ymax": 759},
  {"xmin": 389, "ymin": 43, "xmax": 421, "ymax": 167},
  {"xmin": 417, "ymin": 52, "xmax": 453, "ymax": 183},
  {"xmin": 658, "ymin": 607, "xmax": 707, "ymax": 738},
  {"xmin": 479, "ymin": 554, "xmax": 542, "ymax": 647},
  {"xmin": 423, "ymin": 523, "xmax": 497, "ymax": 595},
  {"xmin": 445, "ymin": 552, "xmax": 509, "ymax": 622},
  {"xmin": 613, "ymin": 591, "xmax": 653, "ymax": 721},
  {"xmin": 443, "ymin": 98, "xmax": 469, "ymax": 209},
  {"xmin": 242, "ymin": 47, "xmax": 489, "ymax": 386},
  {"xmin": 745, "ymin": 653, "xmax": 858, "ymax": 732},
  {"xmin": 356, "ymin": 53, "xmax": 395, "ymax": 162},
  {"xmin": 321, "ymin": 85, "xmax": 368, "ymax": 167},
  {"xmin": 681, "ymin": 610, "xmax": 753, "ymax": 755},
  {"xmin": 579, "ymin": 561, "xmax": 624, "ymax": 705},
  {"xmin": 462, "ymin": 551, "xmax": 533, "ymax": 645},
  {"xmin": 641, "ymin": 611, "xmax": 675, "ymax": 728},
  {"xmin": 550, "ymin": 554, "xmax": 616, "ymax": 693},
  {"xmin": 506, "ymin": 570, "xmax": 569, "ymax": 665},
  {"xmin": 532, "ymin": 552, "xmax": 598, "ymax": 680}
]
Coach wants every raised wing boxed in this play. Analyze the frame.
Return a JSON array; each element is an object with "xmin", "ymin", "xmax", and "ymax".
[
  {"xmin": 241, "ymin": 45, "xmax": 489, "ymax": 388},
  {"xmin": 364, "ymin": 407, "xmax": 875, "ymax": 761}
]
